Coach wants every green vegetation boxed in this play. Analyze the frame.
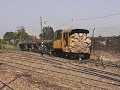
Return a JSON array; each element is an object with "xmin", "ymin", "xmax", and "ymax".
[
  {"xmin": 1, "ymin": 26, "xmax": 54, "ymax": 50},
  {"xmin": 39, "ymin": 26, "xmax": 54, "ymax": 40},
  {"xmin": 3, "ymin": 26, "xmax": 31, "ymax": 44},
  {"xmin": 17, "ymin": 26, "xmax": 31, "ymax": 42},
  {"xmin": 2, "ymin": 44, "xmax": 15, "ymax": 50},
  {"xmin": 1, "ymin": 26, "xmax": 32, "ymax": 50}
]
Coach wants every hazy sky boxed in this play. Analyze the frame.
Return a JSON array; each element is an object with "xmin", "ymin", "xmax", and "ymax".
[{"xmin": 0, "ymin": 0, "xmax": 120, "ymax": 38}]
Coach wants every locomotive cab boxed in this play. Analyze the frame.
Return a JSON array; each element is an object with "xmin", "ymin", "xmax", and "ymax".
[{"xmin": 53, "ymin": 30, "xmax": 63, "ymax": 49}]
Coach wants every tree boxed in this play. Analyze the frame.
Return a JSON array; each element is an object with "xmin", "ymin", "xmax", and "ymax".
[
  {"xmin": 39, "ymin": 26, "xmax": 54, "ymax": 40},
  {"xmin": 3, "ymin": 26, "xmax": 31, "ymax": 44},
  {"xmin": 0, "ymin": 39, "xmax": 2, "ymax": 49},
  {"xmin": 17, "ymin": 26, "xmax": 31, "ymax": 42},
  {"xmin": 3, "ymin": 32, "xmax": 16, "ymax": 41}
]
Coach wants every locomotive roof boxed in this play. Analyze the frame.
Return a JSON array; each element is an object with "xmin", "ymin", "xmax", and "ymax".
[
  {"xmin": 62, "ymin": 29, "xmax": 89, "ymax": 33},
  {"xmin": 71, "ymin": 29, "xmax": 89, "ymax": 33}
]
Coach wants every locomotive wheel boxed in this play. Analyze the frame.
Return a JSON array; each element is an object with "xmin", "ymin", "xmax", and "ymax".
[
  {"xmin": 84, "ymin": 53, "xmax": 90, "ymax": 59},
  {"xmin": 53, "ymin": 49, "xmax": 63, "ymax": 57},
  {"xmin": 78, "ymin": 54, "xmax": 84, "ymax": 60},
  {"xmin": 78, "ymin": 53, "xmax": 90, "ymax": 60}
]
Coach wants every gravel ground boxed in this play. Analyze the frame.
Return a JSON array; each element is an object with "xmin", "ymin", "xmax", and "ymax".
[{"xmin": 0, "ymin": 51, "xmax": 120, "ymax": 90}]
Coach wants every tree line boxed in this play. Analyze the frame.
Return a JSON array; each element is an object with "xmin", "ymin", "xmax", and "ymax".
[{"xmin": 2, "ymin": 26, "xmax": 54, "ymax": 45}]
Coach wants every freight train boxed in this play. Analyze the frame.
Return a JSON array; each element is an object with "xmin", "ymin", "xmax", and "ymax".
[{"xmin": 19, "ymin": 29, "xmax": 91, "ymax": 60}]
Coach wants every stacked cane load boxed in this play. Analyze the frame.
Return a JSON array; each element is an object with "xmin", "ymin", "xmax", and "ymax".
[{"xmin": 69, "ymin": 33, "xmax": 91, "ymax": 53}]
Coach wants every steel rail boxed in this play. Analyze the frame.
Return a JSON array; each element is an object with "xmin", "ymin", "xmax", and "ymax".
[{"xmin": 0, "ymin": 81, "xmax": 14, "ymax": 90}]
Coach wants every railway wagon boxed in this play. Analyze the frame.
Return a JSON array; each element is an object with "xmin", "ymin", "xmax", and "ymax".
[{"xmin": 19, "ymin": 40, "xmax": 53, "ymax": 54}]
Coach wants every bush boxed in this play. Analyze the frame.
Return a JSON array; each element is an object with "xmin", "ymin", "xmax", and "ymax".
[{"xmin": 2, "ymin": 44, "xmax": 16, "ymax": 50}]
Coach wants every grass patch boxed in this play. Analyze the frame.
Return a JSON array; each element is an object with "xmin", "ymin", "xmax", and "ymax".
[{"xmin": 1, "ymin": 44, "xmax": 16, "ymax": 50}]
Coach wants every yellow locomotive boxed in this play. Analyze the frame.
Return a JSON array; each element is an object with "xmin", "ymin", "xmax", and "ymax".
[{"xmin": 53, "ymin": 29, "xmax": 91, "ymax": 59}]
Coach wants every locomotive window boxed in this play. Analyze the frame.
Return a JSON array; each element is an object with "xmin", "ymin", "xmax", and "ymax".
[
  {"xmin": 63, "ymin": 33, "xmax": 68, "ymax": 46},
  {"xmin": 63, "ymin": 33, "xmax": 68, "ymax": 39},
  {"xmin": 58, "ymin": 33, "xmax": 62, "ymax": 39},
  {"xmin": 54, "ymin": 32, "xmax": 57, "ymax": 40}
]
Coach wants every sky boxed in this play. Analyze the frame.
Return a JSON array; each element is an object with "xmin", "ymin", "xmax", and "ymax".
[{"xmin": 0, "ymin": 0, "xmax": 120, "ymax": 38}]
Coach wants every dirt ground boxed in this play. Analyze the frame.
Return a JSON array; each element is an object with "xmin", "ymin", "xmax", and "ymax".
[{"xmin": 0, "ymin": 51, "xmax": 120, "ymax": 90}]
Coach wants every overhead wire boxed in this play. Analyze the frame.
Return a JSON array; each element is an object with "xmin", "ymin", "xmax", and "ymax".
[
  {"xmin": 55, "ymin": 12, "xmax": 120, "ymax": 29},
  {"xmin": 55, "ymin": 19, "xmax": 72, "ymax": 29},
  {"xmin": 75, "ymin": 12, "xmax": 120, "ymax": 21}
]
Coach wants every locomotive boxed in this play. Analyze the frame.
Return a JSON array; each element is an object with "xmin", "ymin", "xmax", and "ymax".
[{"xmin": 19, "ymin": 29, "xmax": 91, "ymax": 60}]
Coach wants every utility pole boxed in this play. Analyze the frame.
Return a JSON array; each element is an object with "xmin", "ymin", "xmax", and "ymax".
[
  {"xmin": 40, "ymin": 17, "xmax": 43, "ymax": 35},
  {"xmin": 0, "ymin": 38, "xmax": 2, "ymax": 50},
  {"xmin": 91, "ymin": 28, "xmax": 95, "ymax": 57},
  {"xmin": 71, "ymin": 18, "xmax": 73, "ymax": 29}
]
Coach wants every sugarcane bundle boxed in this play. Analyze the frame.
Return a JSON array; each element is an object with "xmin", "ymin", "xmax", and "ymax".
[{"xmin": 69, "ymin": 33, "xmax": 91, "ymax": 53}]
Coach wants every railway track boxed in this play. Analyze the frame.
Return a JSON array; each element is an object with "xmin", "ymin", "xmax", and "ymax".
[
  {"xmin": 15, "ymin": 50, "xmax": 120, "ymax": 68},
  {"xmin": 0, "ymin": 51, "xmax": 120, "ymax": 89},
  {"xmin": 11, "ymin": 51, "xmax": 120, "ymax": 81},
  {"xmin": 73, "ymin": 59, "xmax": 120, "ymax": 68},
  {"xmin": 1, "ymin": 51, "xmax": 120, "ymax": 87},
  {"xmin": 0, "ymin": 80, "xmax": 14, "ymax": 90},
  {"xmin": 0, "ymin": 61, "xmax": 110, "ymax": 90},
  {"xmin": 0, "ymin": 71, "xmax": 32, "ymax": 90},
  {"xmin": 3, "ymin": 51, "xmax": 120, "ymax": 78},
  {"xmin": 3, "ymin": 50, "xmax": 120, "ymax": 69},
  {"xmin": 1, "ymin": 51, "xmax": 120, "ymax": 82}
]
